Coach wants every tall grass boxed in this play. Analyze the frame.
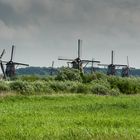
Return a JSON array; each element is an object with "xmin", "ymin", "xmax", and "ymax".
[{"xmin": 0, "ymin": 95, "xmax": 139, "ymax": 139}]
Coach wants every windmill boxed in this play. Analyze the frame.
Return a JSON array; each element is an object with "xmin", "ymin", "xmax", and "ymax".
[
  {"xmin": 0, "ymin": 49, "xmax": 6, "ymax": 79},
  {"xmin": 121, "ymin": 56, "xmax": 135, "ymax": 77},
  {"xmin": 58, "ymin": 39, "xmax": 100, "ymax": 72},
  {"xmin": 2, "ymin": 45, "xmax": 29, "ymax": 78},
  {"xmin": 99, "ymin": 50, "xmax": 127, "ymax": 76}
]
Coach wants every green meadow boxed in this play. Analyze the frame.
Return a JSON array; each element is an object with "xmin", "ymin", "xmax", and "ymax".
[{"xmin": 0, "ymin": 94, "xmax": 139, "ymax": 140}]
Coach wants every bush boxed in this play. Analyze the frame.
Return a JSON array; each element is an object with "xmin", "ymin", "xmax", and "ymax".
[
  {"xmin": 91, "ymin": 83, "xmax": 110, "ymax": 95},
  {"xmin": 91, "ymin": 79, "xmax": 111, "ymax": 89},
  {"xmin": 33, "ymin": 81, "xmax": 53, "ymax": 94},
  {"xmin": 109, "ymin": 88, "xmax": 120, "ymax": 96},
  {"xmin": 49, "ymin": 81, "xmax": 70, "ymax": 93},
  {"xmin": 0, "ymin": 81, "xmax": 10, "ymax": 93},
  {"xmin": 55, "ymin": 68, "xmax": 82, "ymax": 82},
  {"xmin": 117, "ymin": 78, "xmax": 139, "ymax": 94},
  {"xmin": 82, "ymin": 74, "xmax": 97, "ymax": 83},
  {"xmin": 33, "ymin": 81, "xmax": 46, "ymax": 93},
  {"xmin": 95, "ymin": 72, "xmax": 107, "ymax": 80},
  {"xmin": 107, "ymin": 76, "xmax": 120, "ymax": 89},
  {"xmin": 70, "ymin": 83, "xmax": 89, "ymax": 94},
  {"xmin": 1, "ymin": 71, "xmax": 140, "ymax": 96},
  {"xmin": 9, "ymin": 81, "xmax": 34, "ymax": 95}
]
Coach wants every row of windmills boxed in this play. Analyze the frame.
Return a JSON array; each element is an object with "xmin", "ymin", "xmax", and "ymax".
[
  {"xmin": 58, "ymin": 39, "xmax": 134, "ymax": 77},
  {"xmin": 0, "ymin": 39, "xmax": 134, "ymax": 79},
  {"xmin": 99, "ymin": 51, "xmax": 134, "ymax": 77},
  {"xmin": 0, "ymin": 45, "xmax": 29, "ymax": 79}
]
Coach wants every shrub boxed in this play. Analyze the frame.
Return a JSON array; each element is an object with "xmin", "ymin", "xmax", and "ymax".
[
  {"xmin": 117, "ymin": 78, "xmax": 139, "ymax": 94},
  {"xmin": 95, "ymin": 72, "xmax": 107, "ymax": 80},
  {"xmin": 109, "ymin": 88, "xmax": 120, "ymax": 96},
  {"xmin": 107, "ymin": 76, "xmax": 121, "ymax": 89},
  {"xmin": 9, "ymin": 81, "xmax": 34, "ymax": 95},
  {"xmin": 70, "ymin": 83, "xmax": 89, "ymax": 93},
  {"xmin": 49, "ymin": 81, "xmax": 70, "ymax": 92},
  {"xmin": 0, "ymin": 81, "xmax": 10, "ymax": 93},
  {"xmin": 33, "ymin": 81, "xmax": 46, "ymax": 93},
  {"xmin": 91, "ymin": 83, "xmax": 110, "ymax": 95},
  {"xmin": 33, "ymin": 81, "xmax": 53, "ymax": 94},
  {"xmin": 82, "ymin": 74, "xmax": 97, "ymax": 83},
  {"xmin": 55, "ymin": 68, "xmax": 82, "ymax": 82},
  {"xmin": 91, "ymin": 79, "xmax": 111, "ymax": 89}
]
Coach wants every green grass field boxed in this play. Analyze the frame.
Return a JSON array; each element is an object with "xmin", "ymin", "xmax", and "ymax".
[{"xmin": 0, "ymin": 94, "xmax": 140, "ymax": 140}]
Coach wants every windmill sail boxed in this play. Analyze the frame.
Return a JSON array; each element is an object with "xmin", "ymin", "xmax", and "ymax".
[
  {"xmin": 127, "ymin": 56, "xmax": 129, "ymax": 67},
  {"xmin": 10, "ymin": 45, "xmax": 14, "ymax": 61},
  {"xmin": 0, "ymin": 49, "xmax": 5, "ymax": 59},
  {"xmin": 13, "ymin": 62, "xmax": 29, "ymax": 66},
  {"xmin": 111, "ymin": 50, "xmax": 114, "ymax": 65},
  {"xmin": 78, "ymin": 39, "xmax": 82, "ymax": 58},
  {"xmin": 0, "ymin": 62, "xmax": 6, "ymax": 79},
  {"xmin": 0, "ymin": 50, "xmax": 6, "ymax": 79}
]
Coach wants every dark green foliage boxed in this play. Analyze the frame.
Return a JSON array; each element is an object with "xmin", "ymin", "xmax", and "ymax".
[
  {"xmin": 91, "ymin": 83, "xmax": 110, "ymax": 95},
  {"xmin": 117, "ymin": 78, "xmax": 139, "ymax": 94},
  {"xmin": 82, "ymin": 73, "xmax": 97, "ymax": 83},
  {"xmin": 95, "ymin": 72, "xmax": 107, "ymax": 80},
  {"xmin": 91, "ymin": 79, "xmax": 111, "ymax": 89},
  {"xmin": 107, "ymin": 76, "xmax": 120, "ymax": 89},
  {"xmin": 32, "ymin": 81, "xmax": 52, "ymax": 93},
  {"xmin": 70, "ymin": 83, "xmax": 90, "ymax": 93},
  {"xmin": 110, "ymin": 88, "xmax": 120, "ymax": 96},
  {"xmin": 49, "ymin": 81, "xmax": 70, "ymax": 92},
  {"xmin": 32, "ymin": 81, "xmax": 45, "ymax": 93},
  {"xmin": 9, "ymin": 81, "xmax": 34, "ymax": 95},
  {"xmin": 55, "ymin": 68, "xmax": 82, "ymax": 82},
  {"xmin": 107, "ymin": 77, "xmax": 140, "ymax": 94}
]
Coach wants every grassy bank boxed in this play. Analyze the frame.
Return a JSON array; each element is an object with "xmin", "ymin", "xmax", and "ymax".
[{"xmin": 0, "ymin": 95, "xmax": 139, "ymax": 139}]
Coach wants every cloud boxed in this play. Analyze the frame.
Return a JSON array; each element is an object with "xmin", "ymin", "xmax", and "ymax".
[
  {"xmin": 0, "ymin": 0, "xmax": 140, "ymax": 67},
  {"xmin": 1, "ymin": 0, "xmax": 140, "ymax": 31}
]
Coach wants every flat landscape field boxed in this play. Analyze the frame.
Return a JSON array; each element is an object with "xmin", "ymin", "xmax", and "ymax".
[{"xmin": 0, "ymin": 94, "xmax": 140, "ymax": 140}]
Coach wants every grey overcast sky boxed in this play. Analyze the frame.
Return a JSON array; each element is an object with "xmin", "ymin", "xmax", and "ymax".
[{"xmin": 0, "ymin": 0, "xmax": 140, "ymax": 69}]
